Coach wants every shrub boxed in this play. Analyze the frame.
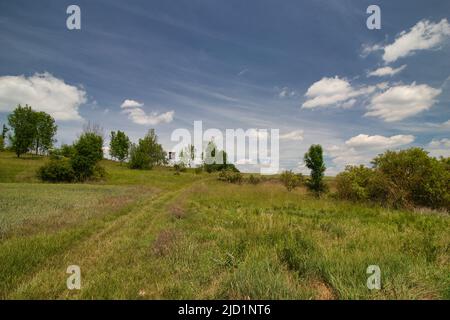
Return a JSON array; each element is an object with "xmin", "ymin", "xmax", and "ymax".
[
  {"xmin": 248, "ymin": 174, "xmax": 261, "ymax": 185},
  {"xmin": 37, "ymin": 159, "xmax": 75, "ymax": 182},
  {"xmin": 218, "ymin": 168, "xmax": 243, "ymax": 184},
  {"xmin": 372, "ymin": 148, "xmax": 449, "ymax": 209},
  {"xmin": 336, "ymin": 148, "xmax": 449, "ymax": 210},
  {"xmin": 174, "ymin": 162, "xmax": 187, "ymax": 173},
  {"xmin": 0, "ymin": 135, "xmax": 4, "ymax": 152},
  {"xmin": 280, "ymin": 170, "xmax": 301, "ymax": 191},
  {"xmin": 71, "ymin": 132, "xmax": 104, "ymax": 181}
]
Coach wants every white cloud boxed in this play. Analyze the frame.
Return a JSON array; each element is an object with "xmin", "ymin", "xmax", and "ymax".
[
  {"xmin": 345, "ymin": 134, "xmax": 414, "ymax": 150},
  {"xmin": 365, "ymin": 19, "xmax": 450, "ymax": 63},
  {"xmin": 278, "ymin": 86, "xmax": 297, "ymax": 98},
  {"xmin": 120, "ymin": 99, "xmax": 174, "ymax": 125},
  {"xmin": 0, "ymin": 72, "xmax": 86, "ymax": 121},
  {"xmin": 280, "ymin": 129, "xmax": 304, "ymax": 141},
  {"xmin": 120, "ymin": 99, "xmax": 144, "ymax": 108},
  {"xmin": 326, "ymin": 134, "xmax": 415, "ymax": 173},
  {"xmin": 427, "ymin": 138, "xmax": 450, "ymax": 158},
  {"xmin": 367, "ymin": 65, "xmax": 406, "ymax": 77},
  {"xmin": 365, "ymin": 83, "xmax": 441, "ymax": 122},
  {"xmin": 301, "ymin": 76, "xmax": 375, "ymax": 109}
]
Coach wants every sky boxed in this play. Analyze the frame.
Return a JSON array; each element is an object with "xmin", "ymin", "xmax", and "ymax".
[{"xmin": 0, "ymin": 0, "xmax": 449, "ymax": 174}]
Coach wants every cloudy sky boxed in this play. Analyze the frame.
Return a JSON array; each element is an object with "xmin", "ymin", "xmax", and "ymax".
[{"xmin": 0, "ymin": 0, "xmax": 449, "ymax": 174}]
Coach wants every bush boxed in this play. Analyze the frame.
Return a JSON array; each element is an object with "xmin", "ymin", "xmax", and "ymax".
[
  {"xmin": 71, "ymin": 132, "xmax": 104, "ymax": 181},
  {"xmin": 37, "ymin": 159, "xmax": 75, "ymax": 182},
  {"xmin": 373, "ymin": 148, "xmax": 449, "ymax": 209},
  {"xmin": 280, "ymin": 170, "xmax": 301, "ymax": 191},
  {"xmin": 336, "ymin": 148, "xmax": 449, "ymax": 210},
  {"xmin": 248, "ymin": 174, "xmax": 261, "ymax": 185},
  {"xmin": 218, "ymin": 168, "xmax": 243, "ymax": 184},
  {"xmin": 174, "ymin": 162, "xmax": 187, "ymax": 173}
]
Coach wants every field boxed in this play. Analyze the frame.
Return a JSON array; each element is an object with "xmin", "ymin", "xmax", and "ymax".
[{"xmin": 0, "ymin": 151, "xmax": 449, "ymax": 299}]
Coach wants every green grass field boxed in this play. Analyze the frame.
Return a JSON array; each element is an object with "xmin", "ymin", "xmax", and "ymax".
[{"xmin": 0, "ymin": 151, "xmax": 448, "ymax": 299}]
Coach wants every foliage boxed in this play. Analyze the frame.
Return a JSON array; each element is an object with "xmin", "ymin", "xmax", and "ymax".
[
  {"xmin": 33, "ymin": 111, "xmax": 57, "ymax": 155},
  {"xmin": 304, "ymin": 144, "xmax": 327, "ymax": 195},
  {"xmin": 110, "ymin": 130, "xmax": 130, "ymax": 163},
  {"xmin": 0, "ymin": 124, "xmax": 8, "ymax": 151},
  {"xmin": 37, "ymin": 159, "xmax": 75, "ymax": 182},
  {"xmin": 7, "ymin": 105, "xmax": 37, "ymax": 157},
  {"xmin": 128, "ymin": 129, "xmax": 167, "ymax": 170},
  {"xmin": 248, "ymin": 174, "xmax": 261, "ymax": 185},
  {"xmin": 336, "ymin": 148, "xmax": 449, "ymax": 209},
  {"xmin": 173, "ymin": 162, "xmax": 187, "ymax": 173},
  {"xmin": 372, "ymin": 148, "xmax": 449, "ymax": 209},
  {"xmin": 71, "ymin": 132, "xmax": 104, "ymax": 181},
  {"xmin": 280, "ymin": 170, "xmax": 301, "ymax": 191},
  {"xmin": 218, "ymin": 168, "xmax": 243, "ymax": 184},
  {"xmin": 7, "ymin": 105, "xmax": 57, "ymax": 157}
]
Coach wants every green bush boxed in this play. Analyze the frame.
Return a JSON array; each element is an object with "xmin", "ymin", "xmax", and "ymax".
[
  {"xmin": 218, "ymin": 168, "xmax": 243, "ymax": 184},
  {"xmin": 280, "ymin": 170, "xmax": 301, "ymax": 192},
  {"xmin": 71, "ymin": 132, "xmax": 104, "ymax": 181},
  {"xmin": 37, "ymin": 159, "xmax": 75, "ymax": 182},
  {"xmin": 248, "ymin": 174, "xmax": 261, "ymax": 185},
  {"xmin": 336, "ymin": 148, "xmax": 449, "ymax": 210},
  {"xmin": 173, "ymin": 162, "xmax": 187, "ymax": 173}
]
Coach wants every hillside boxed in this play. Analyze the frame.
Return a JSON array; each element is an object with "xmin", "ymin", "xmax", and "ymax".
[{"xmin": 0, "ymin": 151, "xmax": 449, "ymax": 299}]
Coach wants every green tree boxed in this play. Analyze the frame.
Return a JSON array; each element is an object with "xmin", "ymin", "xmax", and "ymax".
[
  {"xmin": 7, "ymin": 104, "xmax": 36, "ymax": 157},
  {"xmin": 129, "ymin": 129, "xmax": 166, "ymax": 169},
  {"xmin": 110, "ymin": 130, "xmax": 131, "ymax": 163},
  {"xmin": 304, "ymin": 144, "xmax": 327, "ymax": 195},
  {"xmin": 71, "ymin": 132, "xmax": 104, "ymax": 181},
  {"xmin": 33, "ymin": 111, "xmax": 57, "ymax": 155}
]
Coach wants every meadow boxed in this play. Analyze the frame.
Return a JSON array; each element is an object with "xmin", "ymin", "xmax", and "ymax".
[{"xmin": 0, "ymin": 151, "xmax": 448, "ymax": 299}]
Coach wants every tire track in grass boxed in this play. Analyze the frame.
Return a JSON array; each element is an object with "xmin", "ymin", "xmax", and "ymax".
[{"xmin": 7, "ymin": 178, "xmax": 209, "ymax": 299}]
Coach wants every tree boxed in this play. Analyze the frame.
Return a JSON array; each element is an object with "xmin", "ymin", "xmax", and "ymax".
[
  {"xmin": 128, "ymin": 129, "xmax": 167, "ymax": 170},
  {"xmin": 110, "ymin": 130, "xmax": 130, "ymax": 163},
  {"xmin": 7, "ymin": 104, "xmax": 36, "ymax": 157},
  {"xmin": 71, "ymin": 132, "xmax": 104, "ymax": 181},
  {"xmin": 33, "ymin": 111, "xmax": 57, "ymax": 155},
  {"xmin": 0, "ymin": 124, "xmax": 7, "ymax": 151},
  {"xmin": 304, "ymin": 144, "xmax": 327, "ymax": 195}
]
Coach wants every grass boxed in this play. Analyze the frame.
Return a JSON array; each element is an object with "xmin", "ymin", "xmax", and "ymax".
[{"xmin": 0, "ymin": 151, "xmax": 448, "ymax": 299}]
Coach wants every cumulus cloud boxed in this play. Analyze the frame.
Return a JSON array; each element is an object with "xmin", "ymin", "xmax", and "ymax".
[
  {"xmin": 364, "ymin": 19, "xmax": 450, "ymax": 63},
  {"xmin": 120, "ymin": 99, "xmax": 174, "ymax": 125},
  {"xmin": 326, "ymin": 134, "xmax": 414, "ymax": 173},
  {"xmin": 367, "ymin": 65, "xmax": 406, "ymax": 77},
  {"xmin": 383, "ymin": 19, "xmax": 450, "ymax": 63},
  {"xmin": 301, "ymin": 76, "xmax": 375, "ymax": 109},
  {"xmin": 0, "ymin": 72, "xmax": 86, "ymax": 121},
  {"xmin": 365, "ymin": 83, "xmax": 441, "ymax": 122},
  {"xmin": 427, "ymin": 138, "xmax": 450, "ymax": 158},
  {"xmin": 280, "ymin": 129, "xmax": 304, "ymax": 141},
  {"xmin": 345, "ymin": 134, "xmax": 414, "ymax": 150}
]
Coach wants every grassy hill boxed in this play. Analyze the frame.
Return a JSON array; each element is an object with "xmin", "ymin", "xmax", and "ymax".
[{"xmin": 0, "ymin": 151, "xmax": 448, "ymax": 299}]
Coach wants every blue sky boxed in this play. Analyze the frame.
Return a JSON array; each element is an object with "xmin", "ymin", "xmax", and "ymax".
[{"xmin": 0, "ymin": 0, "xmax": 449, "ymax": 174}]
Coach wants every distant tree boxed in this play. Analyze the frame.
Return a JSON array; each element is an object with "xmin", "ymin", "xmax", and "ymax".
[
  {"xmin": 71, "ymin": 132, "xmax": 104, "ymax": 181},
  {"xmin": 110, "ymin": 130, "xmax": 130, "ymax": 163},
  {"xmin": 33, "ymin": 111, "xmax": 57, "ymax": 155},
  {"xmin": 7, "ymin": 104, "xmax": 36, "ymax": 157},
  {"xmin": 129, "ymin": 129, "xmax": 166, "ymax": 169},
  {"xmin": 0, "ymin": 124, "xmax": 7, "ymax": 151},
  {"xmin": 304, "ymin": 144, "xmax": 327, "ymax": 195}
]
